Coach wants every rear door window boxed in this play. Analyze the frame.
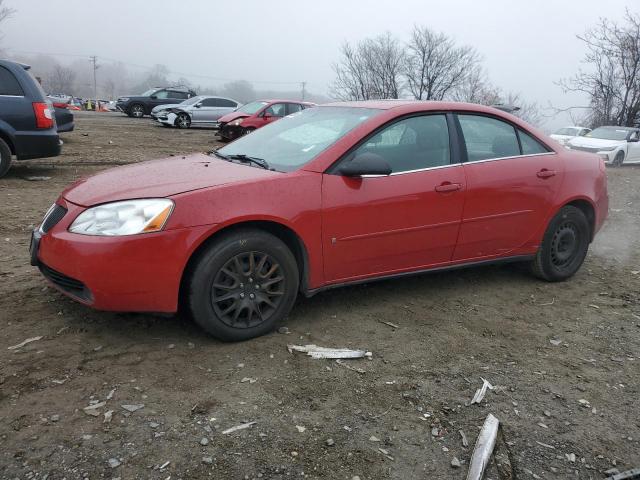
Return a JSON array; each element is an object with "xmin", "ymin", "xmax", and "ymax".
[
  {"xmin": 518, "ymin": 129, "xmax": 549, "ymax": 155},
  {"xmin": 0, "ymin": 66, "xmax": 25, "ymax": 96},
  {"xmin": 287, "ymin": 103, "xmax": 304, "ymax": 114},
  {"xmin": 201, "ymin": 98, "xmax": 219, "ymax": 107},
  {"xmin": 168, "ymin": 91, "xmax": 189, "ymax": 100},
  {"xmin": 458, "ymin": 114, "xmax": 520, "ymax": 161}
]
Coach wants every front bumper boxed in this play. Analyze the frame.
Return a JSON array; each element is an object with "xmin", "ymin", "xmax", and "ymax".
[
  {"xmin": 31, "ymin": 198, "xmax": 214, "ymax": 313},
  {"xmin": 154, "ymin": 112, "xmax": 177, "ymax": 126},
  {"xmin": 218, "ymin": 124, "xmax": 244, "ymax": 140}
]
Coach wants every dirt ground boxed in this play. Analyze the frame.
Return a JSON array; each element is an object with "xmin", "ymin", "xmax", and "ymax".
[{"xmin": 1, "ymin": 111, "xmax": 639, "ymax": 480}]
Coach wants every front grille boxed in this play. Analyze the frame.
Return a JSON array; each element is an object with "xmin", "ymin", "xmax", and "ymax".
[
  {"xmin": 39, "ymin": 263, "xmax": 92, "ymax": 302},
  {"xmin": 570, "ymin": 145, "xmax": 601, "ymax": 153},
  {"xmin": 41, "ymin": 204, "xmax": 67, "ymax": 233}
]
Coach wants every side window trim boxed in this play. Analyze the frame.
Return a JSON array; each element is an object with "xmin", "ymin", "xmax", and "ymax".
[
  {"xmin": 326, "ymin": 111, "xmax": 461, "ymax": 175},
  {"xmin": 453, "ymin": 112, "xmax": 555, "ymax": 164}
]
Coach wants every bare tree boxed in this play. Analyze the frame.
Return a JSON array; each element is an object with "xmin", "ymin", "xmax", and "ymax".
[
  {"xmin": 332, "ymin": 33, "xmax": 404, "ymax": 100},
  {"xmin": 559, "ymin": 9, "xmax": 640, "ymax": 127},
  {"xmin": 452, "ymin": 67, "xmax": 501, "ymax": 105},
  {"xmin": 46, "ymin": 64, "xmax": 76, "ymax": 94},
  {"xmin": 0, "ymin": 0, "xmax": 15, "ymax": 52},
  {"xmin": 404, "ymin": 25, "xmax": 481, "ymax": 101},
  {"xmin": 500, "ymin": 92, "xmax": 542, "ymax": 126}
]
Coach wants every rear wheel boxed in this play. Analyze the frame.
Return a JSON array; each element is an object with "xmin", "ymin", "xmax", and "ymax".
[
  {"xmin": 0, "ymin": 137, "xmax": 11, "ymax": 178},
  {"xmin": 187, "ymin": 229, "xmax": 299, "ymax": 341},
  {"xmin": 176, "ymin": 113, "xmax": 191, "ymax": 129},
  {"xmin": 129, "ymin": 104, "xmax": 144, "ymax": 118},
  {"xmin": 612, "ymin": 151, "xmax": 625, "ymax": 167},
  {"xmin": 530, "ymin": 205, "xmax": 590, "ymax": 282}
]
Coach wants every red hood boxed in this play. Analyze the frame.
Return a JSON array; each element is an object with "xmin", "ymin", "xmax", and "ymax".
[
  {"xmin": 219, "ymin": 111, "xmax": 250, "ymax": 123},
  {"xmin": 62, "ymin": 153, "xmax": 279, "ymax": 206}
]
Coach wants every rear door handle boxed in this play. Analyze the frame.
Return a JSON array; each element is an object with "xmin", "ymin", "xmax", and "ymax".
[
  {"xmin": 435, "ymin": 182, "xmax": 462, "ymax": 193},
  {"xmin": 537, "ymin": 169, "xmax": 556, "ymax": 179}
]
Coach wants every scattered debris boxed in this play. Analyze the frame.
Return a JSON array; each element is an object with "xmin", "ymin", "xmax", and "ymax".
[
  {"xmin": 202, "ymin": 456, "xmax": 213, "ymax": 464},
  {"xmin": 200, "ymin": 437, "xmax": 209, "ymax": 446},
  {"xmin": 121, "ymin": 404, "xmax": 145, "ymax": 413},
  {"xmin": 369, "ymin": 435, "xmax": 381, "ymax": 442},
  {"xmin": 159, "ymin": 461, "xmax": 170, "ymax": 470},
  {"xmin": 451, "ymin": 457, "xmax": 462, "ymax": 468},
  {"xmin": 222, "ymin": 421, "xmax": 256, "ymax": 435},
  {"xmin": 83, "ymin": 401, "xmax": 106, "ymax": 416},
  {"xmin": 536, "ymin": 441, "xmax": 555, "ymax": 449},
  {"xmin": 537, "ymin": 298, "xmax": 555, "ymax": 306},
  {"xmin": 378, "ymin": 448, "xmax": 394, "ymax": 460},
  {"xmin": 240, "ymin": 377, "xmax": 257, "ymax": 384},
  {"xmin": 459, "ymin": 429, "xmax": 469, "ymax": 448},
  {"xmin": 277, "ymin": 326, "xmax": 290, "ymax": 334},
  {"xmin": 107, "ymin": 458, "xmax": 121, "ymax": 468},
  {"xmin": 466, "ymin": 413, "xmax": 499, "ymax": 480},
  {"xmin": 469, "ymin": 378, "xmax": 494, "ymax": 405},
  {"xmin": 336, "ymin": 359, "xmax": 366, "ymax": 374},
  {"xmin": 106, "ymin": 388, "xmax": 116, "ymax": 400},
  {"xmin": 295, "ymin": 425, "xmax": 306, "ymax": 433},
  {"xmin": 589, "ymin": 304, "xmax": 600, "ymax": 309},
  {"xmin": 379, "ymin": 321, "xmax": 400, "ymax": 329},
  {"xmin": 605, "ymin": 468, "xmax": 640, "ymax": 480},
  {"xmin": 565, "ymin": 453, "xmax": 576, "ymax": 463},
  {"xmin": 23, "ymin": 176, "xmax": 51, "ymax": 181},
  {"xmin": 8, "ymin": 336, "xmax": 43, "ymax": 350},
  {"xmin": 103, "ymin": 410, "xmax": 114, "ymax": 423},
  {"xmin": 288, "ymin": 344, "xmax": 372, "ymax": 359},
  {"xmin": 326, "ymin": 438, "xmax": 335, "ymax": 446},
  {"xmin": 549, "ymin": 339, "xmax": 562, "ymax": 346},
  {"xmin": 537, "ymin": 422, "xmax": 548, "ymax": 429}
]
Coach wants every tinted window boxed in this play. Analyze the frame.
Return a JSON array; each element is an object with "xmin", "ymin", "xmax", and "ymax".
[
  {"xmin": 201, "ymin": 98, "xmax": 219, "ymax": 107},
  {"xmin": 0, "ymin": 66, "xmax": 24, "ymax": 96},
  {"xmin": 287, "ymin": 103, "xmax": 304, "ymax": 114},
  {"xmin": 154, "ymin": 90, "xmax": 170, "ymax": 99},
  {"xmin": 169, "ymin": 91, "xmax": 189, "ymax": 100},
  {"xmin": 218, "ymin": 98, "xmax": 237, "ymax": 108},
  {"xmin": 351, "ymin": 114, "xmax": 450, "ymax": 173},
  {"xmin": 264, "ymin": 103, "xmax": 286, "ymax": 117},
  {"xmin": 459, "ymin": 114, "xmax": 520, "ymax": 161},
  {"xmin": 518, "ymin": 130, "xmax": 549, "ymax": 155}
]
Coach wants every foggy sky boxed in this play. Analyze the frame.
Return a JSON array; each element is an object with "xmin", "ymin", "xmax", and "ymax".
[{"xmin": 2, "ymin": 0, "xmax": 636, "ymax": 129}]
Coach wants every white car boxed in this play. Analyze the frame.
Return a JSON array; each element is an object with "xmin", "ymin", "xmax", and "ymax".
[
  {"xmin": 153, "ymin": 96, "xmax": 240, "ymax": 129},
  {"xmin": 566, "ymin": 126, "xmax": 640, "ymax": 166},
  {"xmin": 549, "ymin": 126, "xmax": 591, "ymax": 146}
]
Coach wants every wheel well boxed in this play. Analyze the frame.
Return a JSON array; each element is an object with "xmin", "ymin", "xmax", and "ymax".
[
  {"xmin": 179, "ymin": 221, "xmax": 310, "ymax": 306},
  {"xmin": 566, "ymin": 199, "xmax": 595, "ymax": 241},
  {"xmin": 0, "ymin": 131, "xmax": 15, "ymax": 155}
]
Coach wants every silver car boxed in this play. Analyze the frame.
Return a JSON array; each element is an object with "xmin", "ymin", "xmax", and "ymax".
[{"xmin": 154, "ymin": 95, "xmax": 240, "ymax": 128}]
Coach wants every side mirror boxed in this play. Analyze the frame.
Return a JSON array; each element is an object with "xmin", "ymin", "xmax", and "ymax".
[
  {"xmin": 150, "ymin": 95, "xmax": 157, "ymax": 99},
  {"xmin": 339, "ymin": 153, "xmax": 392, "ymax": 177},
  {"xmin": 628, "ymin": 136, "xmax": 639, "ymax": 143},
  {"xmin": 194, "ymin": 103, "xmax": 202, "ymax": 108}
]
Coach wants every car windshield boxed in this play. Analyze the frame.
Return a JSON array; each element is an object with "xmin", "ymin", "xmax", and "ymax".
[
  {"xmin": 555, "ymin": 127, "xmax": 580, "ymax": 136},
  {"xmin": 586, "ymin": 127, "xmax": 631, "ymax": 141},
  {"xmin": 141, "ymin": 88, "xmax": 159, "ymax": 97},
  {"xmin": 216, "ymin": 106, "xmax": 380, "ymax": 172},
  {"xmin": 237, "ymin": 101, "xmax": 268, "ymax": 114}
]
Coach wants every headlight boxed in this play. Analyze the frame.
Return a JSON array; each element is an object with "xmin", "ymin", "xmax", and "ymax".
[
  {"xmin": 69, "ymin": 199, "xmax": 174, "ymax": 236},
  {"xmin": 231, "ymin": 118, "xmax": 244, "ymax": 126},
  {"xmin": 598, "ymin": 146, "xmax": 617, "ymax": 151}
]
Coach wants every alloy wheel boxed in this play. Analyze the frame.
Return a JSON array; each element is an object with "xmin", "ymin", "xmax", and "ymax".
[{"xmin": 210, "ymin": 251, "xmax": 285, "ymax": 328}]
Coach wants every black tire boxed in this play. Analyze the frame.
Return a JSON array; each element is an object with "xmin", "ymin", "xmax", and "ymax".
[
  {"xmin": 129, "ymin": 104, "xmax": 145, "ymax": 118},
  {"xmin": 175, "ymin": 113, "xmax": 191, "ymax": 129},
  {"xmin": 612, "ymin": 151, "xmax": 625, "ymax": 167},
  {"xmin": 187, "ymin": 229, "xmax": 299, "ymax": 341},
  {"xmin": 0, "ymin": 137, "xmax": 11, "ymax": 178},
  {"xmin": 530, "ymin": 205, "xmax": 590, "ymax": 282}
]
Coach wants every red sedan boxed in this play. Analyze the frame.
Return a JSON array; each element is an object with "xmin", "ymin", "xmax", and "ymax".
[
  {"xmin": 31, "ymin": 101, "xmax": 608, "ymax": 341},
  {"xmin": 217, "ymin": 99, "xmax": 315, "ymax": 141}
]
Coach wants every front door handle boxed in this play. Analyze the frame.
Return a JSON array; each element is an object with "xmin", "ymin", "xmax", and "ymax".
[
  {"xmin": 537, "ymin": 169, "xmax": 556, "ymax": 179},
  {"xmin": 435, "ymin": 182, "xmax": 462, "ymax": 193}
]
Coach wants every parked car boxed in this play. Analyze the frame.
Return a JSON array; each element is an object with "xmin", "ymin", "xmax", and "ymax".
[
  {"xmin": 154, "ymin": 96, "xmax": 240, "ymax": 128},
  {"xmin": 30, "ymin": 101, "xmax": 608, "ymax": 341},
  {"xmin": 217, "ymin": 99, "xmax": 315, "ymax": 141},
  {"xmin": 116, "ymin": 86, "xmax": 197, "ymax": 118},
  {"xmin": 0, "ymin": 60, "xmax": 60, "ymax": 178},
  {"xmin": 550, "ymin": 126, "xmax": 591, "ymax": 146},
  {"xmin": 566, "ymin": 126, "xmax": 640, "ymax": 166}
]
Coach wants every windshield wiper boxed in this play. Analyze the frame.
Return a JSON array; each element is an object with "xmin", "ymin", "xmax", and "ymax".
[
  {"xmin": 209, "ymin": 149, "xmax": 228, "ymax": 160},
  {"xmin": 227, "ymin": 154, "xmax": 272, "ymax": 170}
]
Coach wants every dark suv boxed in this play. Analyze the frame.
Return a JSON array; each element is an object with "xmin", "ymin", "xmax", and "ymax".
[
  {"xmin": 0, "ymin": 60, "xmax": 61, "ymax": 178},
  {"xmin": 116, "ymin": 86, "xmax": 197, "ymax": 118}
]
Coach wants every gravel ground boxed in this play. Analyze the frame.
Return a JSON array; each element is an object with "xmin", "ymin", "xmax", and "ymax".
[{"xmin": 1, "ymin": 111, "xmax": 639, "ymax": 479}]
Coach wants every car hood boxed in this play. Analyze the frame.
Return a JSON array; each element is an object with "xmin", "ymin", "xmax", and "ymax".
[
  {"xmin": 568, "ymin": 137, "xmax": 623, "ymax": 148},
  {"xmin": 219, "ymin": 112, "xmax": 249, "ymax": 123},
  {"xmin": 62, "ymin": 153, "xmax": 280, "ymax": 207},
  {"xmin": 152, "ymin": 103, "xmax": 181, "ymax": 113}
]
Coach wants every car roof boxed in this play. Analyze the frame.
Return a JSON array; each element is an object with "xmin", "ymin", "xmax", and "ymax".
[
  {"xmin": 257, "ymin": 99, "xmax": 315, "ymax": 105},
  {"xmin": 320, "ymin": 99, "xmax": 523, "ymax": 116}
]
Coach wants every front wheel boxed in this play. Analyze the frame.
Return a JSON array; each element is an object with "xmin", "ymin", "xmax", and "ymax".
[
  {"xmin": 129, "ymin": 104, "xmax": 145, "ymax": 118},
  {"xmin": 612, "ymin": 151, "xmax": 625, "ymax": 167},
  {"xmin": 530, "ymin": 205, "xmax": 590, "ymax": 282},
  {"xmin": 0, "ymin": 137, "xmax": 11, "ymax": 178},
  {"xmin": 187, "ymin": 229, "xmax": 299, "ymax": 341},
  {"xmin": 175, "ymin": 113, "xmax": 191, "ymax": 129}
]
